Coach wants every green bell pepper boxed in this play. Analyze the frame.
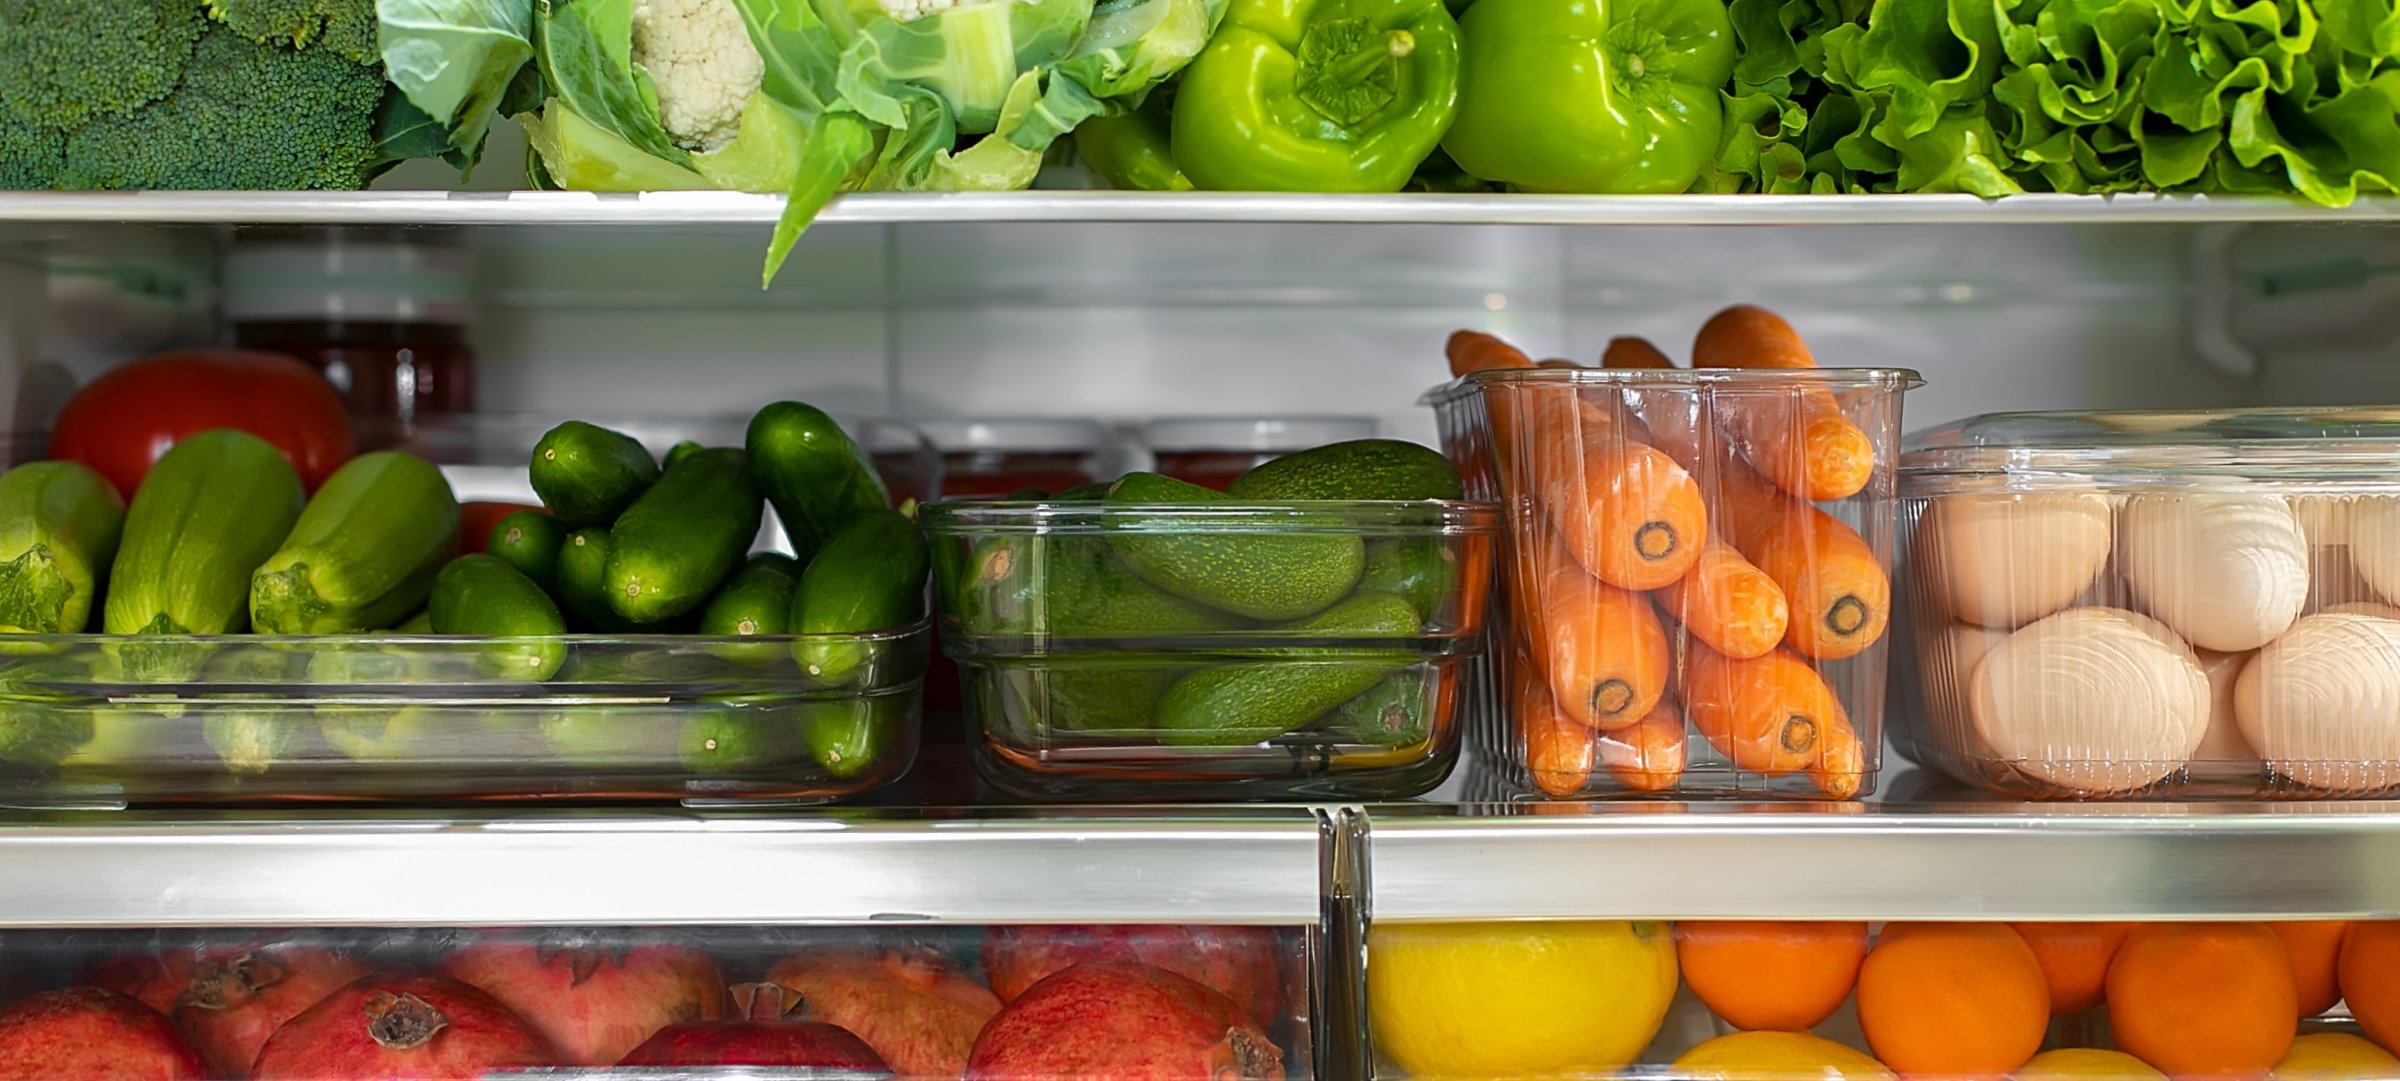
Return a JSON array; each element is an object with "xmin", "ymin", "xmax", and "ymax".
[
  {"xmin": 1076, "ymin": 98, "xmax": 1194, "ymax": 191},
  {"xmin": 1442, "ymin": 0, "xmax": 1736, "ymax": 193},
  {"xmin": 1169, "ymin": 0, "xmax": 1462, "ymax": 191}
]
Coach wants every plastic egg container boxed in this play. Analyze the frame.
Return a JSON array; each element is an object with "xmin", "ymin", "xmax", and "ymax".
[{"xmin": 1894, "ymin": 408, "xmax": 2400, "ymax": 798}]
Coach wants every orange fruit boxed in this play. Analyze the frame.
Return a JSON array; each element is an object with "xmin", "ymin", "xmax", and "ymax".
[
  {"xmin": 2012, "ymin": 922, "xmax": 2132, "ymax": 1014},
  {"xmin": 1855, "ymin": 922, "xmax": 2048, "ymax": 1078},
  {"xmin": 2106, "ymin": 922, "xmax": 2297, "ymax": 1079},
  {"xmin": 2267, "ymin": 922, "xmax": 2349, "ymax": 1017},
  {"xmin": 1678, "ymin": 921, "xmax": 1870, "ymax": 1031},
  {"xmin": 2338, "ymin": 921, "xmax": 2400, "ymax": 1051}
]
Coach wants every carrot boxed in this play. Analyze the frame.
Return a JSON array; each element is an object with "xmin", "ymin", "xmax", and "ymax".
[
  {"xmin": 1512, "ymin": 530, "xmax": 1670, "ymax": 731},
  {"xmin": 1603, "ymin": 336, "xmax": 1675, "ymax": 371},
  {"xmin": 1447, "ymin": 329, "xmax": 1536, "ymax": 376},
  {"xmin": 1690, "ymin": 305, "xmax": 1875, "ymax": 503},
  {"xmin": 1516, "ymin": 656, "xmax": 1596, "ymax": 797},
  {"xmin": 1809, "ymin": 708, "xmax": 1868, "ymax": 798},
  {"xmin": 1683, "ymin": 646, "xmax": 1849, "ymax": 779},
  {"xmin": 1600, "ymin": 703, "xmax": 1688, "ymax": 792},
  {"xmin": 1658, "ymin": 540, "xmax": 1791, "ymax": 660},
  {"xmin": 1536, "ymin": 357, "xmax": 1582, "ymax": 369},
  {"xmin": 1540, "ymin": 433, "xmax": 1706, "ymax": 591}
]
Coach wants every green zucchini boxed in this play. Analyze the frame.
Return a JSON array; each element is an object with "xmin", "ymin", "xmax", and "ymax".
[
  {"xmin": 530, "ymin": 421, "xmax": 658, "ymax": 527},
  {"xmin": 428, "ymin": 554, "xmax": 568, "ymax": 681},
  {"xmin": 0, "ymin": 461, "xmax": 125, "ymax": 634},
  {"xmin": 487, "ymin": 510, "xmax": 566, "ymax": 592},
  {"xmin": 251, "ymin": 452, "xmax": 460, "ymax": 635},
  {"xmin": 791, "ymin": 508, "xmax": 928, "ymax": 685},
  {"xmin": 606, "ymin": 449, "xmax": 762, "ymax": 624},
  {"xmin": 700, "ymin": 553, "xmax": 801, "ymax": 637},
  {"xmin": 745, "ymin": 402, "xmax": 887, "ymax": 561},
  {"xmin": 105, "ymin": 430, "xmax": 306, "ymax": 637}
]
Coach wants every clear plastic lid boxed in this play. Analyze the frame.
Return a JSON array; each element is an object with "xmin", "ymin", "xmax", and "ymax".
[
  {"xmin": 912, "ymin": 417, "xmax": 1112, "ymax": 453},
  {"xmin": 1141, "ymin": 416, "xmax": 1377, "ymax": 452},
  {"xmin": 1903, "ymin": 407, "xmax": 2400, "ymax": 494}
]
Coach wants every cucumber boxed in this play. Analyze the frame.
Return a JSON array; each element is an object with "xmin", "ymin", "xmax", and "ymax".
[
  {"xmin": 700, "ymin": 553, "xmax": 801, "ymax": 636},
  {"xmin": 1327, "ymin": 669, "xmax": 1434, "ymax": 746},
  {"xmin": 530, "ymin": 421, "xmax": 659, "ymax": 527},
  {"xmin": 106, "ymin": 429, "xmax": 306, "ymax": 637},
  {"xmin": 428, "ymin": 554, "xmax": 568, "ymax": 681},
  {"xmin": 745, "ymin": 402, "xmax": 887, "ymax": 560},
  {"xmin": 1104, "ymin": 471, "xmax": 1364, "ymax": 621},
  {"xmin": 0, "ymin": 461, "xmax": 125, "ymax": 634},
  {"xmin": 1359, "ymin": 538, "xmax": 1455, "ymax": 625},
  {"xmin": 555, "ymin": 527, "xmax": 629, "ymax": 632},
  {"xmin": 1153, "ymin": 592, "xmax": 1418, "ymax": 747},
  {"xmin": 1225, "ymin": 438, "xmax": 1465, "ymax": 501},
  {"xmin": 791, "ymin": 508, "xmax": 928, "ymax": 685},
  {"xmin": 487, "ymin": 510, "xmax": 565, "ymax": 592},
  {"xmin": 393, "ymin": 609, "xmax": 433, "ymax": 633},
  {"xmin": 251, "ymin": 452, "xmax": 461, "ymax": 635},
  {"xmin": 664, "ymin": 440, "xmax": 707, "ymax": 469},
  {"xmin": 679, "ymin": 700, "xmax": 800, "ymax": 774},
  {"xmin": 799, "ymin": 694, "xmax": 900, "ymax": 779},
  {"xmin": 606, "ymin": 449, "xmax": 762, "ymax": 624},
  {"xmin": 1049, "ymin": 482, "xmax": 1114, "ymax": 501}
]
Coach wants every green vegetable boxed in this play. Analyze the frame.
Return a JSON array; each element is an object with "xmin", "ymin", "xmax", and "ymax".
[
  {"xmin": 393, "ymin": 609, "xmax": 433, "ymax": 633},
  {"xmin": 1441, "ymin": 0, "xmax": 1736, "ymax": 193},
  {"xmin": 555, "ymin": 526, "xmax": 632, "ymax": 632},
  {"xmin": 0, "ymin": 462, "xmax": 125, "ymax": 635},
  {"xmin": 791, "ymin": 508, "xmax": 928, "ymax": 685},
  {"xmin": 202, "ymin": 710, "xmax": 295, "ymax": 775},
  {"xmin": 1225, "ymin": 438, "xmax": 1463, "ymax": 501},
  {"xmin": 701, "ymin": 553, "xmax": 803, "ymax": 636},
  {"xmin": 1074, "ymin": 96, "xmax": 1191, "ymax": 190},
  {"xmin": 679, "ymin": 700, "xmax": 799, "ymax": 774},
  {"xmin": 1328, "ymin": 667, "xmax": 1432, "ymax": 745},
  {"xmin": 376, "ymin": 0, "xmax": 533, "ymax": 165},
  {"xmin": 1358, "ymin": 537, "xmax": 1452, "ymax": 623},
  {"xmin": 1152, "ymin": 591, "xmax": 1417, "ymax": 746},
  {"xmin": 606, "ymin": 450, "xmax": 764, "ymax": 623},
  {"xmin": 530, "ymin": 421, "xmax": 660, "ymax": 527},
  {"xmin": 1103, "ymin": 471, "xmax": 1363, "ymax": 620},
  {"xmin": 0, "ymin": 0, "xmax": 204, "ymax": 131},
  {"xmin": 251, "ymin": 452, "xmax": 461, "ymax": 635},
  {"xmin": 1171, "ymin": 0, "xmax": 1461, "ymax": 191},
  {"xmin": 488, "ymin": 510, "xmax": 567, "ymax": 592},
  {"xmin": 664, "ymin": 440, "xmax": 709, "ymax": 469},
  {"xmin": 745, "ymin": 401, "xmax": 888, "ymax": 559},
  {"xmin": 106, "ymin": 430, "xmax": 307, "ymax": 637},
  {"xmin": 427, "ymin": 554, "xmax": 569, "ymax": 681},
  {"xmin": 799, "ymin": 694, "xmax": 901, "ymax": 778}
]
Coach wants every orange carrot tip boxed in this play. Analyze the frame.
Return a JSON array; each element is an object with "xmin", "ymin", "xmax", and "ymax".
[{"xmin": 1603, "ymin": 336, "xmax": 1676, "ymax": 370}]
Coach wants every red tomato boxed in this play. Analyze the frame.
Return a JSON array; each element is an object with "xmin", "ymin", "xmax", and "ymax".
[
  {"xmin": 460, "ymin": 501, "xmax": 543, "ymax": 555},
  {"xmin": 49, "ymin": 349, "xmax": 355, "ymax": 499}
]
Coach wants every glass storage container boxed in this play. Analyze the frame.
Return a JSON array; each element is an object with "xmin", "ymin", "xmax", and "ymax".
[
  {"xmin": 1897, "ymin": 407, "xmax": 2400, "ymax": 799},
  {"xmin": 924, "ymin": 499, "xmax": 1499, "ymax": 801},
  {"xmin": 1425, "ymin": 366, "xmax": 1918, "ymax": 799}
]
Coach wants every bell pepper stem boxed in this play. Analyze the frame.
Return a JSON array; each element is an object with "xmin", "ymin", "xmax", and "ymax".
[{"xmin": 1328, "ymin": 29, "xmax": 1417, "ymax": 86}]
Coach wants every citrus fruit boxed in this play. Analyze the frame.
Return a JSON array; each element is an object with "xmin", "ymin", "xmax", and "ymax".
[
  {"xmin": 1367, "ymin": 920, "xmax": 1676, "ymax": 1079},
  {"xmin": 2107, "ymin": 922, "xmax": 2297, "ymax": 1079},
  {"xmin": 2337, "ymin": 921, "xmax": 2400, "ymax": 1051},
  {"xmin": 2012, "ymin": 922, "xmax": 2132, "ymax": 1014},
  {"xmin": 1673, "ymin": 1030, "xmax": 1894, "ymax": 1081},
  {"xmin": 1677, "ymin": 920, "xmax": 1869, "ymax": 1030},
  {"xmin": 2271, "ymin": 1033, "xmax": 2400, "ymax": 1081},
  {"xmin": 2019, "ymin": 1048, "xmax": 2169, "ymax": 1081},
  {"xmin": 2268, "ymin": 922, "xmax": 2349, "ymax": 1017},
  {"xmin": 1855, "ymin": 922, "xmax": 2048, "ymax": 1078}
]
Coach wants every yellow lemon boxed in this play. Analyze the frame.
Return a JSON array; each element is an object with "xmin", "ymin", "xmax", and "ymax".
[
  {"xmin": 1674, "ymin": 1031, "xmax": 1896, "ymax": 1081},
  {"xmin": 2272, "ymin": 1033, "xmax": 2400, "ymax": 1081},
  {"xmin": 1368, "ymin": 920, "xmax": 1676, "ymax": 1079},
  {"xmin": 2018, "ymin": 1048, "xmax": 2169, "ymax": 1081}
]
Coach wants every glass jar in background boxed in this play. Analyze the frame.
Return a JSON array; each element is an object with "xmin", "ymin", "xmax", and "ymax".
[
  {"xmin": 1143, "ymin": 416, "xmax": 1378, "ymax": 488},
  {"xmin": 226, "ymin": 227, "xmax": 475, "ymax": 426},
  {"xmin": 912, "ymin": 418, "xmax": 1112, "ymax": 499}
]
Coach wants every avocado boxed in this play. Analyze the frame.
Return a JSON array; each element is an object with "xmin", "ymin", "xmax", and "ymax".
[
  {"xmin": 1359, "ymin": 539, "xmax": 1455, "ymax": 624},
  {"xmin": 1225, "ymin": 439, "xmax": 1464, "ymax": 501},
  {"xmin": 1152, "ymin": 591, "xmax": 1419, "ymax": 747},
  {"xmin": 1104, "ymin": 472, "xmax": 1364, "ymax": 621},
  {"xmin": 1327, "ymin": 669, "xmax": 1435, "ymax": 747}
]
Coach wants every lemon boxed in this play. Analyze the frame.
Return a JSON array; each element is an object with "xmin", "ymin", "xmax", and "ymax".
[
  {"xmin": 1674, "ymin": 1031, "xmax": 1895, "ymax": 1081},
  {"xmin": 2273, "ymin": 1033, "xmax": 2400, "ymax": 1081},
  {"xmin": 2019, "ymin": 1048, "xmax": 2169, "ymax": 1081},
  {"xmin": 1368, "ymin": 920, "xmax": 1676, "ymax": 1079}
]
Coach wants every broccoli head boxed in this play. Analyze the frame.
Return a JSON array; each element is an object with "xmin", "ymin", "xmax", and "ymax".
[
  {"xmin": 60, "ymin": 23, "xmax": 385, "ymax": 190},
  {"xmin": 204, "ymin": 0, "xmax": 379, "ymax": 63},
  {"xmin": 0, "ymin": 108, "xmax": 63, "ymax": 190},
  {"xmin": 0, "ymin": 0, "xmax": 206, "ymax": 129}
]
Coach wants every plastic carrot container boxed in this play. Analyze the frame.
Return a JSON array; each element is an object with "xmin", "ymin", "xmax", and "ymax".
[
  {"xmin": 1898, "ymin": 408, "xmax": 2400, "ymax": 799},
  {"xmin": 1424, "ymin": 346, "xmax": 1917, "ymax": 799}
]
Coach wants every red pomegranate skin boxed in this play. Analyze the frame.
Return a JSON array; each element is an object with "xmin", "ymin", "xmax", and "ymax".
[
  {"xmin": 617, "ymin": 984, "xmax": 893, "ymax": 1070},
  {"xmin": 249, "ymin": 972, "xmax": 558, "ymax": 1080},
  {"xmin": 438, "ymin": 939, "xmax": 726, "ymax": 1066},
  {"xmin": 765, "ymin": 948, "xmax": 1000, "ymax": 1078},
  {"xmin": 0, "ymin": 986, "xmax": 209, "ymax": 1081},
  {"xmin": 982, "ymin": 925, "xmax": 1287, "ymax": 1028},
  {"xmin": 964, "ymin": 960, "xmax": 1285, "ymax": 1081},
  {"xmin": 173, "ymin": 945, "xmax": 370, "ymax": 1079},
  {"xmin": 80, "ymin": 954, "xmax": 197, "ymax": 1017}
]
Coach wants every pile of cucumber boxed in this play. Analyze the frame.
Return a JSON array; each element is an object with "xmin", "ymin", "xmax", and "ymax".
[{"xmin": 940, "ymin": 439, "xmax": 1469, "ymax": 752}]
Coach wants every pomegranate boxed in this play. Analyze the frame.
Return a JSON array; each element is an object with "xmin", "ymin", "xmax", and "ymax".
[
  {"xmin": 965, "ymin": 961, "xmax": 1285, "ymax": 1081},
  {"xmin": 982, "ymin": 925, "xmax": 1287, "ymax": 1028},
  {"xmin": 80, "ymin": 953, "xmax": 197, "ymax": 1016},
  {"xmin": 438, "ymin": 935, "xmax": 726, "ymax": 1066},
  {"xmin": 765, "ymin": 947, "xmax": 1000, "ymax": 1078},
  {"xmin": 173, "ymin": 945, "xmax": 370, "ymax": 1078},
  {"xmin": 618, "ymin": 982, "xmax": 893, "ymax": 1071},
  {"xmin": 0, "ymin": 986, "xmax": 209, "ymax": 1081},
  {"xmin": 249, "ymin": 972, "xmax": 558, "ymax": 1079}
]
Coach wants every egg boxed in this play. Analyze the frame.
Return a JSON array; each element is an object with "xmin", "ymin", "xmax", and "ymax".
[
  {"xmin": 1912, "ymin": 619, "xmax": 2011, "ymax": 768},
  {"xmin": 2235, "ymin": 611, "xmax": 2400, "ymax": 794},
  {"xmin": 1914, "ymin": 493, "xmax": 2113, "ymax": 628},
  {"xmin": 1970, "ymin": 607, "xmax": 2211, "ymax": 794},
  {"xmin": 2189, "ymin": 648, "xmax": 2259, "ymax": 777},
  {"xmin": 2344, "ymin": 497, "xmax": 2400, "ymax": 606},
  {"xmin": 2305, "ymin": 545, "xmax": 2378, "ymax": 615},
  {"xmin": 2117, "ymin": 493, "xmax": 2309, "ymax": 652}
]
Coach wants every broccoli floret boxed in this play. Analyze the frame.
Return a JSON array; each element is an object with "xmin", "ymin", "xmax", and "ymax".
[
  {"xmin": 60, "ymin": 23, "xmax": 384, "ymax": 190},
  {"xmin": 0, "ymin": 0, "xmax": 205, "ymax": 129},
  {"xmin": 0, "ymin": 108, "xmax": 63, "ymax": 189},
  {"xmin": 204, "ymin": 0, "xmax": 378, "ymax": 63}
]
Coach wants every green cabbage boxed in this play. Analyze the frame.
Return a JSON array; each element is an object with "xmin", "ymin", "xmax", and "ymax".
[{"xmin": 377, "ymin": 0, "xmax": 534, "ymax": 164}]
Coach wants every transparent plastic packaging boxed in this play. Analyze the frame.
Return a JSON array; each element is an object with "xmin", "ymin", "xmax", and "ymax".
[
  {"xmin": 1898, "ymin": 408, "xmax": 2400, "ymax": 798},
  {"xmin": 924, "ymin": 500, "xmax": 1499, "ymax": 800},
  {"xmin": 1144, "ymin": 416, "xmax": 1379, "ymax": 489},
  {"xmin": 1425, "ymin": 367, "xmax": 1918, "ymax": 799}
]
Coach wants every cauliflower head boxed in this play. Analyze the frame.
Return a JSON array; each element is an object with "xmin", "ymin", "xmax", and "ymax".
[{"xmin": 629, "ymin": 0, "xmax": 765, "ymax": 152}]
